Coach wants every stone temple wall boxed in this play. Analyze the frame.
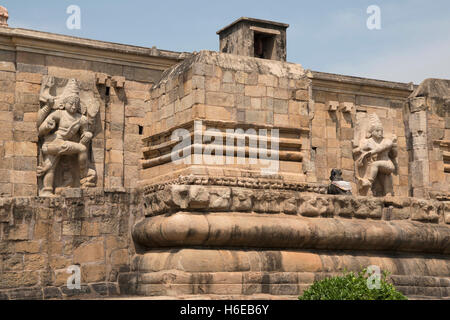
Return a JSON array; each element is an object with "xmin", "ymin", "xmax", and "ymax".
[
  {"xmin": 309, "ymin": 73, "xmax": 411, "ymax": 196},
  {"xmin": 133, "ymin": 50, "xmax": 450, "ymax": 299},
  {"xmin": 0, "ymin": 190, "xmax": 142, "ymax": 299},
  {"xmin": 0, "ymin": 26, "xmax": 181, "ymax": 299},
  {"xmin": 140, "ymin": 51, "xmax": 312, "ymax": 188},
  {"xmin": 310, "ymin": 74, "xmax": 450, "ymax": 199},
  {"xmin": 0, "ymin": 26, "xmax": 184, "ymax": 197},
  {"xmin": 0, "ymin": 23, "xmax": 449, "ymax": 300}
]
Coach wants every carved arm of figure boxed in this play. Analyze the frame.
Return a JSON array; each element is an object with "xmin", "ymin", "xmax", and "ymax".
[
  {"xmin": 79, "ymin": 116, "xmax": 93, "ymax": 146},
  {"xmin": 367, "ymin": 135, "xmax": 397, "ymax": 160},
  {"xmin": 352, "ymin": 140, "xmax": 367, "ymax": 158},
  {"xmin": 389, "ymin": 135, "xmax": 399, "ymax": 175},
  {"xmin": 38, "ymin": 111, "xmax": 59, "ymax": 138},
  {"xmin": 353, "ymin": 140, "xmax": 373, "ymax": 167},
  {"xmin": 37, "ymin": 96, "xmax": 55, "ymax": 129},
  {"xmin": 372, "ymin": 139, "xmax": 392, "ymax": 155},
  {"xmin": 37, "ymin": 76, "xmax": 56, "ymax": 128},
  {"xmin": 75, "ymin": 115, "xmax": 97, "ymax": 187}
]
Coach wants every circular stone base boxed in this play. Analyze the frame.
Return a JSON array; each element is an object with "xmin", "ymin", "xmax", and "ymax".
[{"xmin": 119, "ymin": 248, "xmax": 450, "ymax": 298}]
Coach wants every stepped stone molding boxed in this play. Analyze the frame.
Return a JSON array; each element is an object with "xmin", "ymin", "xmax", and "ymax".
[
  {"xmin": 141, "ymin": 176, "xmax": 328, "ymax": 195},
  {"xmin": 140, "ymin": 183, "xmax": 449, "ymax": 224},
  {"xmin": 118, "ymin": 249, "xmax": 450, "ymax": 297}
]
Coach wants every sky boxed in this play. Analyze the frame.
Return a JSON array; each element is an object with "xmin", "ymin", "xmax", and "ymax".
[{"xmin": 2, "ymin": 0, "xmax": 449, "ymax": 84}]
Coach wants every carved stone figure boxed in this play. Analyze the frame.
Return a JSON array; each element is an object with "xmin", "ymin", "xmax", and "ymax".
[
  {"xmin": 299, "ymin": 195, "xmax": 334, "ymax": 217},
  {"xmin": 327, "ymin": 169, "xmax": 352, "ymax": 195},
  {"xmin": 37, "ymin": 77, "xmax": 98, "ymax": 196},
  {"xmin": 353, "ymin": 113, "xmax": 398, "ymax": 196}
]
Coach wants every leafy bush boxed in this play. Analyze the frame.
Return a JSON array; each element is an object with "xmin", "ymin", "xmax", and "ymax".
[{"xmin": 299, "ymin": 269, "xmax": 408, "ymax": 300}]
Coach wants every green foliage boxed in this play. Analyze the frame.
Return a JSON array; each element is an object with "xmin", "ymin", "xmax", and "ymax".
[{"xmin": 299, "ymin": 269, "xmax": 408, "ymax": 300}]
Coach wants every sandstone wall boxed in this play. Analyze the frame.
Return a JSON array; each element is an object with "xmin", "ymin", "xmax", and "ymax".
[
  {"xmin": 1, "ymin": 26, "xmax": 449, "ymax": 300},
  {"xmin": 141, "ymin": 51, "xmax": 312, "ymax": 187},
  {"xmin": 0, "ymin": 190, "xmax": 142, "ymax": 299},
  {"xmin": 406, "ymin": 79, "xmax": 450, "ymax": 199},
  {"xmin": 310, "ymin": 74, "xmax": 450, "ymax": 199},
  {"xmin": 135, "ymin": 51, "xmax": 450, "ymax": 300},
  {"xmin": 0, "ymin": 27, "xmax": 182, "ymax": 299},
  {"xmin": 127, "ymin": 249, "xmax": 450, "ymax": 298},
  {"xmin": 0, "ymin": 26, "xmax": 184, "ymax": 197},
  {"xmin": 310, "ymin": 72, "xmax": 413, "ymax": 196}
]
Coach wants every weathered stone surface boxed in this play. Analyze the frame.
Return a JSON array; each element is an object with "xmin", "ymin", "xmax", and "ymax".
[
  {"xmin": 8, "ymin": 288, "xmax": 43, "ymax": 300},
  {"xmin": 128, "ymin": 248, "xmax": 450, "ymax": 297},
  {"xmin": 37, "ymin": 76, "xmax": 99, "ymax": 196},
  {"xmin": 218, "ymin": 17, "xmax": 288, "ymax": 61},
  {"xmin": 299, "ymin": 195, "xmax": 333, "ymax": 217},
  {"xmin": 73, "ymin": 240, "xmax": 104, "ymax": 264},
  {"xmin": 43, "ymin": 287, "xmax": 62, "ymax": 299},
  {"xmin": 81, "ymin": 264, "xmax": 106, "ymax": 282},
  {"xmin": 353, "ymin": 113, "xmax": 398, "ymax": 197},
  {"xmin": 133, "ymin": 211, "xmax": 450, "ymax": 253},
  {"xmin": 411, "ymin": 200, "xmax": 440, "ymax": 223},
  {"xmin": 91, "ymin": 283, "xmax": 109, "ymax": 296},
  {"xmin": 0, "ymin": 16, "xmax": 449, "ymax": 301},
  {"xmin": 61, "ymin": 285, "xmax": 91, "ymax": 297}
]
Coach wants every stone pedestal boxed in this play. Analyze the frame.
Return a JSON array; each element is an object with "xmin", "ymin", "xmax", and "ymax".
[
  {"xmin": 128, "ymin": 51, "xmax": 450, "ymax": 299},
  {"xmin": 124, "ymin": 182, "xmax": 450, "ymax": 297}
]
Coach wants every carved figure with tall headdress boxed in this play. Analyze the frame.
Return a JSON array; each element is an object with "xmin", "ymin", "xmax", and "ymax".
[
  {"xmin": 353, "ymin": 113, "xmax": 398, "ymax": 196},
  {"xmin": 37, "ymin": 78, "xmax": 97, "ymax": 196}
]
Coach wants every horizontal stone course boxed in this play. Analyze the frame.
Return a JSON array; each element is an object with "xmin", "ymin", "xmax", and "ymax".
[
  {"xmin": 140, "ymin": 183, "xmax": 449, "ymax": 225},
  {"xmin": 126, "ymin": 249, "xmax": 450, "ymax": 298},
  {"xmin": 133, "ymin": 211, "xmax": 450, "ymax": 253}
]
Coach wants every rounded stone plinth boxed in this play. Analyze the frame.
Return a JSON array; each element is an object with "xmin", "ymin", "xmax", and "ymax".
[
  {"xmin": 119, "ymin": 248, "xmax": 450, "ymax": 298},
  {"xmin": 133, "ymin": 212, "xmax": 450, "ymax": 254}
]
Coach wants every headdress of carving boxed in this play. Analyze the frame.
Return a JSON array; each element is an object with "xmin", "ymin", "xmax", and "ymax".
[
  {"xmin": 56, "ymin": 79, "xmax": 81, "ymax": 110},
  {"xmin": 366, "ymin": 113, "xmax": 383, "ymax": 138},
  {"xmin": 62, "ymin": 95, "xmax": 81, "ymax": 113}
]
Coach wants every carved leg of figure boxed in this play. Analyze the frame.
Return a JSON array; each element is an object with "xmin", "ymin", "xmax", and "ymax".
[
  {"xmin": 37, "ymin": 149, "xmax": 56, "ymax": 178},
  {"xmin": 40, "ymin": 165, "xmax": 57, "ymax": 197},
  {"xmin": 38, "ymin": 154, "xmax": 59, "ymax": 197},
  {"xmin": 383, "ymin": 174, "xmax": 394, "ymax": 196},
  {"xmin": 78, "ymin": 145, "xmax": 88, "ymax": 179},
  {"xmin": 80, "ymin": 168, "xmax": 97, "ymax": 188},
  {"xmin": 77, "ymin": 145, "xmax": 96, "ymax": 188},
  {"xmin": 362, "ymin": 162, "xmax": 379, "ymax": 187}
]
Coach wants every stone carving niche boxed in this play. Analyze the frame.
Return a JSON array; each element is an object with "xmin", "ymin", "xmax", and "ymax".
[
  {"xmin": 353, "ymin": 113, "xmax": 398, "ymax": 196},
  {"xmin": 37, "ymin": 76, "xmax": 101, "ymax": 196}
]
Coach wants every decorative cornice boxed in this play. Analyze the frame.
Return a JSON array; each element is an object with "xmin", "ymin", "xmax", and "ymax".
[
  {"xmin": 310, "ymin": 71, "xmax": 415, "ymax": 99},
  {"xmin": 141, "ymin": 180, "xmax": 450, "ymax": 226},
  {"xmin": 141, "ymin": 175, "xmax": 327, "ymax": 195},
  {"xmin": 0, "ymin": 26, "xmax": 189, "ymax": 71}
]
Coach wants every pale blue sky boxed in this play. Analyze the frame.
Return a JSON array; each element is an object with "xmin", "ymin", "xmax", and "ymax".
[{"xmin": 2, "ymin": 0, "xmax": 449, "ymax": 84}]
